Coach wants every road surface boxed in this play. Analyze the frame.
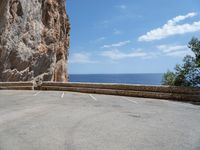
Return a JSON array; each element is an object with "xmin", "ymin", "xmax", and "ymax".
[{"xmin": 0, "ymin": 90, "xmax": 199, "ymax": 150}]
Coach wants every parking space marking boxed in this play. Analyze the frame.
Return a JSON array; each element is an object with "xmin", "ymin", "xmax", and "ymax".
[
  {"xmin": 89, "ymin": 94, "xmax": 97, "ymax": 101},
  {"xmin": 122, "ymin": 97, "xmax": 138, "ymax": 104},
  {"xmin": 33, "ymin": 91, "xmax": 41, "ymax": 96},
  {"xmin": 61, "ymin": 92, "xmax": 65, "ymax": 98}
]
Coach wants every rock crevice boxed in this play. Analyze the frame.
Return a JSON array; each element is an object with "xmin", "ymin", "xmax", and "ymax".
[{"xmin": 0, "ymin": 0, "xmax": 70, "ymax": 82}]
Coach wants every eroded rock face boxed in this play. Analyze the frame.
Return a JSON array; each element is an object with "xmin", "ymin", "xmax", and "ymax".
[{"xmin": 0, "ymin": 0, "xmax": 70, "ymax": 82}]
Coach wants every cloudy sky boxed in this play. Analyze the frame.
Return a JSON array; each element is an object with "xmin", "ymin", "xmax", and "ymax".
[{"xmin": 67, "ymin": 0, "xmax": 200, "ymax": 74}]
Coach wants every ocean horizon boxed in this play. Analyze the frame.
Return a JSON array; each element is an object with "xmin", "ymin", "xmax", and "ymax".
[{"xmin": 69, "ymin": 73, "xmax": 164, "ymax": 85}]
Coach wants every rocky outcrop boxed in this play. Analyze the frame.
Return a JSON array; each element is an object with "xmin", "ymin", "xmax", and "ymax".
[{"xmin": 0, "ymin": 0, "xmax": 70, "ymax": 82}]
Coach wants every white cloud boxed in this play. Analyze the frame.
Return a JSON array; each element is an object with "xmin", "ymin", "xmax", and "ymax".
[
  {"xmin": 100, "ymin": 49, "xmax": 147, "ymax": 60},
  {"xmin": 157, "ymin": 44, "xmax": 193, "ymax": 57},
  {"xmin": 157, "ymin": 44, "xmax": 188, "ymax": 53},
  {"xmin": 168, "ymin": 12, "xmax": 197, "ymax": 25},
  {"xmin": 138, "ymin": 12, "xmax": 200, "ymax": 42},
  {"xmin": 95, "ymin": 37, "xmax": 106, "ymax": 42},
  {"xmin": 102, "ymin": 40, "xmax": 131, "ymax": 48},
  {"xmin": 142, "ymin": 52, "xmax": 160, "ymax": 59},
  {"xmin": 116, "ymin": 5, "xmax": 127, "ymax": 10},
  {"xmin": 113, "ymin": 29, "xmax": 123, "ymax": 35},
  {"xmin": 69, "ymin": 53, "xmax": 97, "ymax": 64},
  {"xmin": 165, "ymin": 50, "xmax": 193, "ymax": 57}
]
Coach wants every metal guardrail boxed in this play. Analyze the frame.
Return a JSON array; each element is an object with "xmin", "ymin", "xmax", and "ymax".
[{"xmin": 0, "ymin": 82, "xmax": 199, "ymax": 102}]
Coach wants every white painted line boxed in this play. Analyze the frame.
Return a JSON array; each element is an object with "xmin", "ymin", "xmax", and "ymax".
[
  {"xmin": 33, "ymin": 91, "xmax": 41, "ymax": 96},
  {"xmin": 89, "ymin": 94, "xmax": 97, "ymax": 101},
  {"xmin": 122, "ymin": 97, "xmax": 137, "ymax": 104},
  {"xmin": 61, "ymin": 92, "xmax": 65, "ymax": 98}
]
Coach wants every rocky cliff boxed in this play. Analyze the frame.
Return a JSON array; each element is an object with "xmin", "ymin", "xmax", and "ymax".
[{"xmin": 0, "ymin": 0, "xmax": 70, "ymax": 82}]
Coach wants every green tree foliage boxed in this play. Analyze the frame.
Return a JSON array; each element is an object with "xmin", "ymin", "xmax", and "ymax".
[
  {"xmin": 162, "ymin": 37, "xmax": 200, "ymax": 87},
  {"xmin": 188, "ymin": 37, "xmax": 200, "ymax": 66}
]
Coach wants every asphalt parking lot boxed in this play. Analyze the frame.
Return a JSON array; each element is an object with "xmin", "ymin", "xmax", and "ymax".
[{"xmin": 0, "ymin": 90, "xmax": 199, "ymax": 150}]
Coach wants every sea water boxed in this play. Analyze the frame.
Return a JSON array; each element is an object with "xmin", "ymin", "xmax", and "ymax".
[{"xmin": 69, "ymin": 73, "xmax": 164, "ymax": 85}]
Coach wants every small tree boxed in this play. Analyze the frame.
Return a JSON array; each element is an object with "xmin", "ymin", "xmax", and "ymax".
[
  {"xmin": 162, "ymin": 70, "xmax": 176, "ymax": 86},
  {"xmin": 162, "ymin": 37, "xmax": 200, "ymax": 87},
  {"xmin": 188, "ymin": 37, "xmax": 200, "ymax": 66}
]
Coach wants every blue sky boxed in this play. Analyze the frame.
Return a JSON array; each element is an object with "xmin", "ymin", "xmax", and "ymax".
[{"xmin": 66, "ymin": 0, "xmax": 200, "ymax": 74}]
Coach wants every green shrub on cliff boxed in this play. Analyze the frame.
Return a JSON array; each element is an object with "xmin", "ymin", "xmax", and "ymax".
[{"xmin": 162, "ymin": 37, "xmax": 200, "ymax": 87}]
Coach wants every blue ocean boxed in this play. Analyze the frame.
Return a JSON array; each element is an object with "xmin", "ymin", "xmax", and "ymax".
[{"xmin": 69, "ymin": 73, "xmax": 164, "ymax": 85}]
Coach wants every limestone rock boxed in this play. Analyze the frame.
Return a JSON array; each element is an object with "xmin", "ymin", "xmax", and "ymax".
[{"xmin": 0, "ymin": 0, "xmax": 70, "ymax": 82}]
